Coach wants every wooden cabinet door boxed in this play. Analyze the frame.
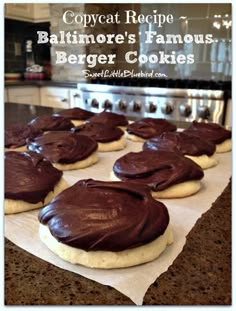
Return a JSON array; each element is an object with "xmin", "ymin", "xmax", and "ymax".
[
  {"xmin": 7, "ymin": 87, "xmax": 40, "ymax": 106},
  {"xmin": 4, "ymin": 88, "xmax": 9, "ymax": 102},
  {"xmin": 5, "ymin": 4, "xmax": 33, "ymax": 22},
  {"xmin": 5, "ymin": 3, "xmax": 49, "ymax": 22},
  {"xmin": 40, "ymin": 87, "xmax": 71, "ymax": 108},
  {"xmin": 33, "ymin": 4, "xmax": 50, "ymax": 22}
]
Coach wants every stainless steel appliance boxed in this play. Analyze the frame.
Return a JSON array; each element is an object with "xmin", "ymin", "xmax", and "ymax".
[{"xmin": 76, "ymin": 80, "xmax": 230, "ymax": 125}]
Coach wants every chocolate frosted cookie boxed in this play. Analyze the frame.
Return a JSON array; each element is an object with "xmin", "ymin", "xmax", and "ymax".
[
  {"xmin": 111, "ymin": 150, "xmax": 204, "ymax": 199},
  {"xmin": 55, "ymin": 107, "xmax": 95, "ymax": 126},
  {"xmin": 72, "ymin": 122, "xmax": 126, "ymax": 152},
  {"xmin": 184, "ymin": 121, "xmax": 231, "ymax": 153},
  {"xmin": 127, "ymin": 118, "xmax": 177, "ymax": 142},
  {"xmin": 5, "ymin": 124, "xmax": 41, "ymax": 152},
  {"xmin": 88, "ymin": 111, "xmax": 128, "ymax": 129},
  {"xmin": 5, "ymin": 151, "xmax": 68, "ymax": 214},
  {"xmin": 38, "ymin": 179, "xmax": 173, "ymax": 269},
  {"xmin": 28, "ymin": 114, "xmax": 73, "ymax": 132},
  {"xmin": 143, "ymin": 131, "xmax": 218, "ymax": 169},
  {"xmin": 27, "ymin": 131, "xmax": 98, "ymax": 170}
]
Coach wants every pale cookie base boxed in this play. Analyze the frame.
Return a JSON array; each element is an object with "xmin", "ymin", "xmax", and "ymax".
[
  {"xmin": 127, "ymin": 133, "xmax": 146, "ymax": 143},
  {"xmin": 98, "ymin": 135, "xmax": 126, "ymax": 152},
  {"xmin": 5, "ymin": 145, "xmax": 27, "ymax": 152},
  {"xmin": 216, "ymin": 139, "xmax": 231, "ymax": 153},
  {"xmin": 118, "ymin": 126, "xmax": 127, "ymax": 132},
  {"xmin": 5, "ymin": 178, "xmax": 68, "ymax": 215},
  {"xmin": 151, "ymin": 180, "xmax": 201, "ymax": 199},
  {"xmin": 110, "ymin": 171, "xmax": 201, "ymax": 199},
  {"xmin": 71, "ymin": 119, "xmax": 85, "ymax": 127},
  {"xmin": 39, "ymin": 223, "xmax": 173, "ymax": 269},
  {"xmin": 185, "ymin": 153, "xmax": 218, "ymax": 170},
  {"xmin": 52, "ymin": 151, "xmax": 98, "ymax": 171}
]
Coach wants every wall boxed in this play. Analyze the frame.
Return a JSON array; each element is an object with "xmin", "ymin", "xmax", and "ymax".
[
  {"xmin": 49, "ymin": 3, "xmax": 86, "ymax": 81},
  {"xmin": 139, "ymin": 3, "xmax": 231, "ymax": 81},
  {"xmin": 50, "ymin": 3, "xmax": 119, "ymax": 81},
  {"xmin": 49, "ymin": 3, "xmax": 140, "ymax": 81},
  {"xmin": 49, "ymin": 3, "xmax": 231, "ymax": 82}
]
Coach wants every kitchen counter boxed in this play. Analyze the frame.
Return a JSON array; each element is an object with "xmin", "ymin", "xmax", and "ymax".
[
  {"xmin": 5, "ymin": 79, "xmax": 81, "ymax": 88},
  {"xmin": 4, "ymin": 103, "xmax": 231, "ymax": 305},
  {"xmin": 4, "ymin": 102, "xmax": 195, "ymax": 129},
  {"xmin": 5, "ymin": 102, "xmax": 63, "ymax": 127}
]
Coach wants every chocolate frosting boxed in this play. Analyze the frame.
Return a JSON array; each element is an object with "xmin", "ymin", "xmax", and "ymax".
[
  {"xmin": 38, "ymin": 179, "xmax": 170, "ymax": 252},
  {"xmin": 88, "ymin": 111, "xmax": 128, "ymax": 127},
  {"xmin": 113, "ymin": 150, "xmax": 204, "ymax": 191},
  {"xmin": 5, "ymin": 151, "xmax": 62, "ymax": 204},
  {"xmin": 127, "ymin": 118, "xmax": 177, "ymax": 139},
  {"xmin": 28, "ymin": 114, "xmax": 73, "ymax": 132},
  {"xmin": 5, "ymin": 124, "xmax": 41, "ymax": 149},
  {"xmin": 143, "ymin": 131, "xmax": 216, "ymax": 156},
  {"xmin": 27, "ymin": 131, "xmax": 98, "ymax": 164},
  {"xmin": 72, "ymin": 122, "xmax": 124, "ymax": 143},
  {"xmin": 55, "ymin": 107, "xmax": 95, "ymax": 120},
  {"xmin": 184, "ymin": 121, "xmax": 231, "ymax": 145}
]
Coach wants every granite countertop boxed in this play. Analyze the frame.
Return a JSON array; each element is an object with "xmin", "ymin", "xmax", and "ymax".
[
  {"xmin": 5, "ymin": 182, "xmax": 231, "ymax": 305},
  {"xmin": 4, "ymin": 103, "xmax": 231, "ymax": 305},
  {"xmin": 5, "ymin": 79, "xmax": 81, "ymax": 88},
  {"xmin": 5, "ymin": 102, "xmax": 64, "ymax": 127}
]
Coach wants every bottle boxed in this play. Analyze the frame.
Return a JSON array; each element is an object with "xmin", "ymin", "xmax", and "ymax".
[{"xmin": 25, "ymin": 40, "xmax": 35, "ymax": 68}]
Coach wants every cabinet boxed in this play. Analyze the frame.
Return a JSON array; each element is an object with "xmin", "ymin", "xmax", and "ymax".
[
  {"xmin": 7, "ymin": 86, "xmax": 40, "ymax": 106},
  {"xmin": 5, "ymin": 3, "xmax": 49, "ymax": 22},
  {"xmin": 40, "ymin": 87, "xmax": 71, "ymax": 109},
  {"xmin": 225, "ymin": 99, "xmax": 231, "ymax": 129},
  {"xmin": 4, "ymin": 88, "xmax": 9, "ymax": 102},
  {"xmin": 5, "ymin": 85, "xmax": 87, "ymax": 109},
  {"xmin": 32, "ymin": 4, "xmax": 50, "ymax": 22}
]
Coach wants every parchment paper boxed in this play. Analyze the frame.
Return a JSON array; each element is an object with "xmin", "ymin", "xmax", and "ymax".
[{"xmin": 5, "ymin": 140, "xmax": 231, "ymax": 305}]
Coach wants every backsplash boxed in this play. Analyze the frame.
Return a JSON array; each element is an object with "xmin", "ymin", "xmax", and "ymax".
[
  {"xmin": 49, "ymin": 3, "xmax": 231, "ymax": 82},
  {"xmin": 139, "ymin": 3, "xmax": 232, "ymax": 81},
  {"xmin": 49, "ymin": 3, "xmax": 86, "ymax": 81},
  {"xmin": 5, "ymin": 3, "xmax": 231, "ymax": 82},
  {"xmin": 49, "ymin": 3, "xmax": 119, "ymax": 81},
  {"xmin": 5, "ymin": 18, "xmax": 50, "ymax": 74}
]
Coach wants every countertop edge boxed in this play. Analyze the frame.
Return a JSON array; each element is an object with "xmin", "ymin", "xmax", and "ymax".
[{"xmin": 5, "ymin": 80, "xmax": 83, "ymax": 88}]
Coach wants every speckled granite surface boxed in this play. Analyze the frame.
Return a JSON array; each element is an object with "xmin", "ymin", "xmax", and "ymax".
[
  {"xmin": 5, "ymin": 80, "xmax": 79, "ymax": 88},
  {"xmin": 5, "ymin": 181, "xmax": 231, "ymax": 305}
]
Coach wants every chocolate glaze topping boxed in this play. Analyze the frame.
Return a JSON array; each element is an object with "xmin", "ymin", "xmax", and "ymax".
[
  {"xmin": 27, "ymin": 131, "xmax": 98, "ymax": 164},
  {"xmin": 127, "ymin": 118, "xmax": 177, "ymax": 139},
  {"xmin": 72, "ymin": 122, "xmax": 124, "ymax": 143},
  {"xmin": 88, "ymin": 111, "xmax": 128, "ymax": 127},
  {"xmin": 28, "ymin": 114, "xmax": 73, "ymax": 132},
  {"xmin": 184, "ymin": 121, "xmax": 231, "ymax": 145},
  {"xmin": 5, "ymin": 124, "xmax": 41, "ymax": 149},
  {"xmin": 38, "ymin": 179, "xmax": 170, "ymax": 252},
  {"xmin": 5, "ymin": 151, "xmax": 62, "ymax": 204},
  {"xmin": 55, "ymin": 107, "xmax": 95, "ymax": 120},
  {"xmin": 143, "ymin": 131, "xmax": 216, "ymax": 156},
  {"xmin": 113, "ymin": 150, "xmax": 204, "ymax": 191}
]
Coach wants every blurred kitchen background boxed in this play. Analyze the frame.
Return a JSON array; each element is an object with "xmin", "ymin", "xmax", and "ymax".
[
  {"xmin": 5, "ymin": 3, "xmax": 231, "ymax": 81},
  {"xmin": 4, "ymin": 3, "xmax": 232, "ymax": 128}
]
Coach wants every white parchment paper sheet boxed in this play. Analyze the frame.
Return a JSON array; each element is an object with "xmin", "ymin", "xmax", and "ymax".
[{"xmin": 5, "ymin": 141, "xmax": 231, "ymax": 305}]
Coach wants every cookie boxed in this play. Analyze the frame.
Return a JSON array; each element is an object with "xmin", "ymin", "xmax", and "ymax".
[
  {"xmin": 5, "ymin": 151, "xmax": 67, "ymax": 214},
  {"xmin": 143, "ymin": 131, "xmax": 218, "ymax": 169},
  {"xmin": 184, "ymin": 121, "xmax": 231, "ymax": 153},
  {"xmin": 39, "ymin": 179, "xmax": 173, "ymax": 269},
  {"xmin": 111, "ymin": 150, "xmax": 204, "ymax": 198},
  {"xmin": 127, "ymin": 118, "xmax": 176, "ymax": 142},
  {"xmin": 27, "ymin": 131, "xmax": 98, "ymax": 170}
]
